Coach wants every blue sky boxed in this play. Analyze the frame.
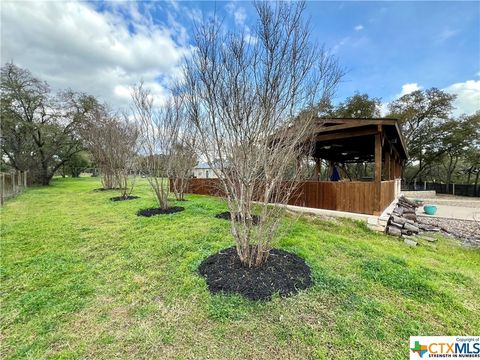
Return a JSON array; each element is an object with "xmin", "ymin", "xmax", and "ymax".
[{"xmin": 2, "ymin": 1, "xmax": 479, "ymax": 114}]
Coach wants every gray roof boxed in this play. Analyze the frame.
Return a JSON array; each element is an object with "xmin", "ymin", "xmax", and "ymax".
[{"xmin": 194, "ymin": 162, "xmax": 211, "ymax": 169}]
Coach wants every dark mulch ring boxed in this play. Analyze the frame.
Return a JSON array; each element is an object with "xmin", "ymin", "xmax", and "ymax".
[
  {"xmin": 136, "ymin": 206, "xmax": 185, "ymax": 217},
  {"xmin": 110, "ymin": 196, "xmax": 140, "ymax": 202},
  {"xmin": 215, "ymin": 211, "xmax": 261, "ymax": 225},
  {"xmin": 93, "ymin": 187, "xmax": 126, "ymax": 192},
  {"xmin": 198, "ymin": 247, "xmax": 313, "ymax": 301}
]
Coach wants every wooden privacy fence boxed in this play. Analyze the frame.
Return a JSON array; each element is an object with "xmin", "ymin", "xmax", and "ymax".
[
  {"xmin": 175, "ymin": 178, "xmax": 397, "ymax": 215},
  {"xmin": 1, "ymin": 171, "xmax": 28, "ymax": 206}
]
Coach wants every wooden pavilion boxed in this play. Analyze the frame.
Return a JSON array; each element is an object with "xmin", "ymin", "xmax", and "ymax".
[
  {"xmin": 289, "ymin": 118, "xmax": 408, "ymax": 215},
  {"xmin": 179, "ymin": 118, "xmax": 408, "ymax": 216}
]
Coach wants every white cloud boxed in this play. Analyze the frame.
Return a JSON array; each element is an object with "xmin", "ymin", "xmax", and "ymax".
[
  {"xmin": 381, "ymin": 81, "xmax": 479, "ymax": 117},
  {"xmin": 444, "ymin": 80, "xmax": 480, "ymax": 116},
  {"xmin": 234, "ymin": 7, "xmax": 247, "ymax": 26},
  {"xmin": 244, "ymin": 34, "xmax": 258, "ymax": 45},
  {"xmin": 0, "ymin": 1, "xmax": 190, "ymax": 108},
  {"xmin": 225, "ymin": 2, "xmax": 247, "ymax": 26},
  {"xmin": 399, "ymin": 83, "xmax": 422, "ymax": 96},
  {"xmin": 435, "ymin": 28, "xmax": 460, "ymax": 43},
  {"xmin": 332, "ymin": 37, "xmax": 350, "ymax": 53},
  {"xmin": 379, "ymin": 102, "xmax": 390, "ymax": 117},
  {"xmin": 354, "ymin": 24, "xmax": 364, "ymax": 31}
]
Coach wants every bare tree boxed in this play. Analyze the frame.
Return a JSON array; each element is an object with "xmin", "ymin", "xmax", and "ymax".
[
  {"xmin": 111, "ymin": 115, "xmax": 139, "ymax": 199},
  {"xmin": 182, "ymin": 1, "xmax": 343, "ymax": 267},
  {"xmin": 82, "ymin": 106, "xmax": 139, "ymax": 198},
  {"xmin": 169, "ymin": 142, "xmax": 197, "ymax": 201},
  {"xmin": 167, "ymin": 94, "xmax": 197, "ymax": 201},
  {"xmin": 131, "ymin": 83, "xmax": 187, "ymax": 209}
]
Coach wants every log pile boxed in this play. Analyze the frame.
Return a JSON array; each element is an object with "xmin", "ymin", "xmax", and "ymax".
[{"xmin": 385, "ymin": 196, "xmax": 440, "ymax": 245}]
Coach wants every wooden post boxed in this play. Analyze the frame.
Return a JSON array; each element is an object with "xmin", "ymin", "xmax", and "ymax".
[
  {"xmin": 374, "ymin": 131, "xmax": 382, "ymax": 214},
  {"xmin": 12, "ymin": 173, "xmax": 16, "ymax": 194},
  {"xmin": 1, "ymin": 174, "xmax": 4, "ymax": 206},
  {"xmin": 390, "ymin": 152, "xmax": 395, "ymax": 179},
  {"xmin": 315, "ymin": 158, "xmax": 321, "ymax": 181},
  {"xmin": 385, "ymin": 150, "xmax": 391, "ymax": 180}
]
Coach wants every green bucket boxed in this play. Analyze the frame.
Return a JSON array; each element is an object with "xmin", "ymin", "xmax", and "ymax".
[{"xmin": 423, "ymin": 205, "xmax": 437, "ymax": 215}]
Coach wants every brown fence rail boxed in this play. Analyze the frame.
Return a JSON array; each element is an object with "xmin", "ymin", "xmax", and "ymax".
[
  {"xmin": 1, "ymin": 171, "xmax": 28, "ymax": 206},
  {"xmin": 175, "ymin": 178, "xmax": 397, "ymax": 215}
]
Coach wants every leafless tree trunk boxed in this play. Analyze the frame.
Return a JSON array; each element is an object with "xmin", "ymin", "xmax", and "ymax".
[
  {"xmin": 167, "ymin": 94, "xmax": 197, "ymax": 201},
  {"xmin": 182, "ymin": 1, "xmax": 343, "ymax": 267},
  {"xmin": 131, "ymin": 83, "xmax": 192, "ymax": 208},
  {"xmin": 82, "ymin": 106, "xmax": 139, "ymax": 198},
  {"xmin": 169, "ymin": 142, "xmax": 197, "ymax": 201}
]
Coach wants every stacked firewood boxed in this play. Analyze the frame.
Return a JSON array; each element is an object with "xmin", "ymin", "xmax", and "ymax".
[{"xmin": 386, "ymin": 196, "xmax": 440, "ymax": 243}]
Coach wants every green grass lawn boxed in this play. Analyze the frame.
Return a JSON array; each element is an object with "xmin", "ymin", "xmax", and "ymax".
[{"xmin": 1, "ymin": 177, "xmax": 479, "ymax": 359}]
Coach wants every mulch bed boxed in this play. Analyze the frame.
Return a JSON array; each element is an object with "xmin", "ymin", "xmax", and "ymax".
[
  {"xmin": 198, "ymin": 247, "xmax": 312, "ymax": 301},
  {"xmin": 136, "ymin": 206, "xmax": 185, "ymax": 217},
  {"xmin": 215, "ymin": 211, "xmax": 261, "ymax": 225},
  {"xmin": 110, "ymin": 196, "xmax": 140, "ymax": 202}
]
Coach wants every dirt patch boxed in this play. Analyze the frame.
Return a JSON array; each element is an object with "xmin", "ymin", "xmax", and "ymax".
[
  {"xmin": 215, "ymin": 211, "xmax": 261, "ymax": 225},
  {"xmin": 110, "ymin": 196, "xmax": 140, "ymax": 202},
  {"xmin": 136, "ymin": 206, "xmax": 185, "ymax": 217},
  {"xmin": 198, "ymin": 247, "xmax": 312, "ymax": 301}
]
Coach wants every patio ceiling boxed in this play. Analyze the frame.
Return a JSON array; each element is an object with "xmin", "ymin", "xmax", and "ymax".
[{"xmin": 308, "ymin": 118, "xmax": 408, "ymax": 163}]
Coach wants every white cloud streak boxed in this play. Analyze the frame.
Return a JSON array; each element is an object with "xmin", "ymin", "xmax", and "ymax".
[
  {"xmin": 225, "ymin": 2, "xmax": 247, "ymax": 27},
  {"xmin": 399, "ymin": 83, "xmax": 422, "ymax": 96},
  {"xmin": 435, "ymin": 28, "xmax": 460, "ymax": 43}
]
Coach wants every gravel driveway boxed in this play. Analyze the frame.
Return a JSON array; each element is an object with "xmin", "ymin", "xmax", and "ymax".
[{"xmin": 413, "ymin": 194, "xmax": 480, "ymax": 248}]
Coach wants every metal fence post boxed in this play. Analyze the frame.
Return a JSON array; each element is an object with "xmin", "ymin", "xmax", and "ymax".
[
  {"xmin": 1, "ymin": 174, "xmax": 4, "ymax": 206},
  {"xmin": 12, "ymin": 173, "xmax": 16, "ymax": 194}
]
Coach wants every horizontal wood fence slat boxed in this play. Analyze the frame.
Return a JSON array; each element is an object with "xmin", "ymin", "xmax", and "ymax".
[{"xmin": 173, "ymin": 178, "xmax": 397, "ymax": 215}]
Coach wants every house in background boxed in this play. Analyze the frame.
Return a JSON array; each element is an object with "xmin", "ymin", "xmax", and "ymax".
[{"xmin": 192, "ymin": 162, "xmax": 218, "ymax": 179}]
